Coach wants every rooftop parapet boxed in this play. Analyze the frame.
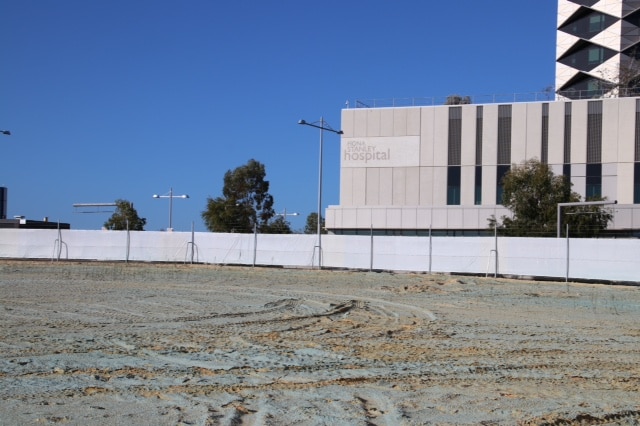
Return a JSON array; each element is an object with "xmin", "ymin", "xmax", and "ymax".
[{"xmin": 347, "ymin": 88, "xmax": 640, "ymax": 109}]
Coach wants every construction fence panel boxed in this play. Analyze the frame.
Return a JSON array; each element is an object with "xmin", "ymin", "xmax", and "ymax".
[{"xmin": 0, "ymin": 229, "xmax": 638, "ymax": 282}]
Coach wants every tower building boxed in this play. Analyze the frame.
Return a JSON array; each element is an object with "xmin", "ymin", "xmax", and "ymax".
[{"xmin": 556, "ymin": 0, "xmax": 640, "ymax": 98}]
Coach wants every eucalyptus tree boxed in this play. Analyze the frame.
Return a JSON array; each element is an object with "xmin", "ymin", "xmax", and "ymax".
[
  {"xmin": 202, "ymin": 159, "xmax": 275, "ymax": 233},
  {"xmin": 103, "ymin": 199, "xmax": 146, "ymax": 231}
]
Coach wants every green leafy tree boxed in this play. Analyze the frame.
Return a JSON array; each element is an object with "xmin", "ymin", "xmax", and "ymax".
[
  {"xmin": 202, "ymin": 159, "xmax": 275, "ymax": 233},
  {"xmin": 103, "ymin": 199, "xmax": 146, "ymax": 231},
  {"xmin": 262, "ymin": 216, "xmax": 293, "ymax": 234},
  {"xmin": 304, "ymin": 212, "xmax": 326, "ymax": 234},
  {"xmin": 489, "ymin": 159, "xmax": 613, "ymax": 237},
  {"xmin": 445, "ymin": 94, "xmax": 471, "ymax": 105}
]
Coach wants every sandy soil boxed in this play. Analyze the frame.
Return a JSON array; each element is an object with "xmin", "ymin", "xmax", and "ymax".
[{"xmin": 0, "ymin": 260, "xmax": 639, "ymax": 425}]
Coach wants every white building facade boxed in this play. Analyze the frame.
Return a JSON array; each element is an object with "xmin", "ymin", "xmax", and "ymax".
[
  {"xmin": 325, "ymin": 0, "xmax": 640, "ymax": 236},
  {"xmin": 325, "ymin": 97, "xmax": 640, "ymax": 236}
]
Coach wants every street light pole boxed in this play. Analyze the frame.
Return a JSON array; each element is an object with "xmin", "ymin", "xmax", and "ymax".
[
  {"xmin": 153, "ymin": 187, "xmax": 189, "ymax": 231},
  {"xmin": 1, "ymin": 130, "xmax": 11, "ymax": 136},
  {"xmin": 276, "ymin": 208, "xmax": 300, "ymax": 218},
  {"xmin": 298, "ymin": 118, "xmax": 343, "ymax": 268},
  {"xmin": 556, "ymin": 199, "xmax": 617, "ymax": 237}
]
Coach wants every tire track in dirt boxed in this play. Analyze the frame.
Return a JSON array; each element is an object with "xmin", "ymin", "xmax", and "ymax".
[{"xmin": 1, "ymin": 261, "xmax": 639, "ymax": 425}]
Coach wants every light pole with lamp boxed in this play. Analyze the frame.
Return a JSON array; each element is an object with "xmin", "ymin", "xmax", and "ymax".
[
  {"xmin": 275, "ymin": 208, "xmax": 300, "ymax": 218},
  {"xmin": 275, "ymin": 208, "xmax": 300, "ymax": 233},
  {"xmin": 152, "ymin": 187, "xmax": 189, "ymax": 231},
  {"xmin": 1, "ymin": 130, "xmax": 10, "ymax": 136},
  {"xmin": 298, "ymin": 118, "xmax": 343, "ymax": 268},
  {"xmin": 556, "ymin": 200, "xmax": 617, "ymax": 237}
]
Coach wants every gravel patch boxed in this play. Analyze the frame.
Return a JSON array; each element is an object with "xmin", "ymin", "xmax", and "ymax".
[{"xmin": 1, "ymin": 260, "xmax": 639, "ymax": 425}]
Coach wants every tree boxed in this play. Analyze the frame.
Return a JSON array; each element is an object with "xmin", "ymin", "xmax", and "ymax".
[
  {"xmin": 202, "ymin": 159, "xmax": 275, "ymax": 233},
  {"xmin": 445, "ymin": 94, "xmax": 471, "ymax": 105},
  {"xmin": 582, "ymin": 48, "xmax": 640, "ymax": 98},
  {"xmin": 304, "ymin": 212, "xmax": 326, "ymax": 235},
  {"xmin": 103, "ymin": 199, "xmax": 146, "ymax": 231},
  {"xmin": 489, "ymin": 159, "xmax": 613, "ymax": 237},
  {"xmin": 604, "ymin": 49, "xmax": 640, "ymax": 97},
  {"xmin": 262, "ymin": 216, "xmax": 293, "ymax": 234}
]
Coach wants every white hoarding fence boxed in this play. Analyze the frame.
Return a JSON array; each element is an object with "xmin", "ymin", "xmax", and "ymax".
[{"xmin": 0, "ymin": 229, "xmax": 637, "ymax": 282}]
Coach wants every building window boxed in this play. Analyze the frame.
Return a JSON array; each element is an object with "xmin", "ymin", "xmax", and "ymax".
[
  {"xmin": 589, "ymin": 14, "xmax": 605, "ymax": 33},
  {"xmin": 587, "ymin": 102, "xmax": 603, "ymax": 154},
  {"xmin": 497, "ymin": 105, "xmax": 512, "ymax": 165},
  {"xmin": 447, "ymin": 107, "xmax": 462, "ymax": 206},
  {"xmin": 634, "ymin": 100, "xmax": 640, "ymax": 203},
  {"xmin": 560, "ymin": 10, "xmax": 615, "ymax": 39},
  {"xmin": 447, "ymin": 166, "xmax": 461, "ymax": 205},
  {"xmin": 496, "ymin": 105, "xmax": 511, "ymax": 205},
  {"xmin": 448, "ymin": 107, "xmax": 462, "ymax": 166},
  {"xmin": 474, "ymin": 166, "xmax": 482, "ymax": 205},
  {"xmin": 586, "ymin": 163, "xmax": 602, "ymax": 198},
  {"xmin": 475, "ymin": 106, "xmax": 483, "ymax": 205},
  {"xmin": 635, "ymin": 163, "xmax": 640, "ymax": 204},
  {"xmin": 541, "ymin": 103, "xmax": 549, "ymax": 164},
  {"xmin": 476, "ymin": 106, "xmax": 483, "ymax": 165},
  {"xmin": 496, "ymin": 165, "xmax": 510, "ymax": 205},
  {"xmin": 563, "ymin": 102, "xmax": 572, "ymax": 181},
  {"xmin": 588, "ymin": 46, "xmax": 604, "ymax": 65},
  {"xmin": 559, "ymin": 75, "xmax": 607, "ymax": 99},
  {"xmin": 558, "ymin": 44, "xmax": 615, "ymax": 72},
  {"xmin": 586, "ymin": 101, "xmax": 602, "ymax": 198}
]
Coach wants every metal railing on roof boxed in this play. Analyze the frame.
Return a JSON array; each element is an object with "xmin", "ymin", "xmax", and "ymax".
[{"xmin": 346, "ymin": 88, "xmax": 640, "ymax": 109}]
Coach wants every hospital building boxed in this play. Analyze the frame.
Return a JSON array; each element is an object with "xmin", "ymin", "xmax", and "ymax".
[{"xmin": 326, "ymin": 0, "xmax": 640, "ymax": 237}]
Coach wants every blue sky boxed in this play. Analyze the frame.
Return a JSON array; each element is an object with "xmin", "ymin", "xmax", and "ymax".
[{"xmin": 0, "ymin": 1, "xmax": 557, "ymax": 232}]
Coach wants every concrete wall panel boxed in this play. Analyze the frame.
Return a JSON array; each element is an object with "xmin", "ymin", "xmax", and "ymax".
[
  {"xmin": 380, "ymin": 108, "xmax": 394, "ymax": 137},
  {"xmin": 526, "ymin": 102, "xmax": 543, "ymax": 161},
  {"xmin": 367, "ymin": 108, "xmax": 382, "ymax": 137},
  {"xmin": 354, "ymin": 109, "xmax": 368, "ymax": 138},
  {"xmin": 392, "ymin": 168, "xmax": 406, "ymax": 205},
  {"xmin": 340, "ymin": 167, "xmax": 354, "ymax": 205},
  {"xmin": 394, "ymin": 108, "xmax": 407, "ymax": 136},
  {"xmin": 433, "ymin": 107, "xmax": 449, "ymax": 167},
  {"xmin": 602, "ymin": 99, "xmax": 620, "ymax": 164},
  {"xmin": 432, "ymin": 166, "xmax": 447, "ymax": 206},
  {"xmin": 548, "ymin": 101, "xmax": 565, "ymax": 165},
  {"xmin": 512, "ymin": 103, "xmax": 530, "ymax": 163},
  {"xmin": 406, "ymin": 167, "xmax": 420, "ymax": 205},
  {"xmin": 352, "ymin": 168, "xmax": 367, "ymax": 206},
  {"xmin": 407, "ymin": 108, "xmax": 421, "ymax": 136},
  {"xmin": 571, "ymin": 101, "xmax": 588, "ymax": 164},
  {"xmin": 380, "ymin": 168, "xmax": 393, "ymax": 205},
  {"xmin": 366, "ymin": 168, "xmax": 380, "ymax": 205},
  {"xmin": 419, "ymin": 167, "xmax": 434, "ymax": 205},
  {"xmin": 461, "ymin": 165, "xmax": 475, "ymax": 206},
  {"xmin": 420, "ymin": 107, "xmax": 435, "ymax": 166},
  {"xmin": 482, "ymin": 105, "xmax": 499, "ymax": 166},
  {"xmin": 616, "ymin": 162, "xmax": 634, "ymax": 204},
  {"xmin": 461, "ymin": 106, "xmax": 477, "ymax": 166}
]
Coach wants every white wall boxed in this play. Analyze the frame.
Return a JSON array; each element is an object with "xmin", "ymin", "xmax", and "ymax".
[{"xmin": 0, "ymin": 229, "xmax": 637, "ymax": 283}]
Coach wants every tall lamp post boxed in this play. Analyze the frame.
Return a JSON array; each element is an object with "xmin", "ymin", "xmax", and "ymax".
[
  {"xmin": 298, "ymin": 118, "xmax": 343, "ymax": 268},
  {"xmin": 556, "ymin": 200, "xmax": 617, "ymax": 237},
  {"xmin": 275, "ymin": 208, "xmax": 299, "ymax": 232},
  {"xmin": 275, "ymin": 208, "xmax": 300, "ymax": 218},
  {"xmin": 153, "ymin": 187, "xmax": 189, "ymax": 231},
  {"xmin": 1, "ymin": 130, "xmax": 11, "ymax": 136}
]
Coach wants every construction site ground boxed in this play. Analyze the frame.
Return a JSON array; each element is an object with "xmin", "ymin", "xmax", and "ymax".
[{"xmin": 0, "ymin": 260, "xmax": 638, "ymax": 425}]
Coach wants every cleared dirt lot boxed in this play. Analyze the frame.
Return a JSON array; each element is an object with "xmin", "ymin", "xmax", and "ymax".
[{"xmin": 0, "ymin": 260, "xmax": 639, "ymax": 425}]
